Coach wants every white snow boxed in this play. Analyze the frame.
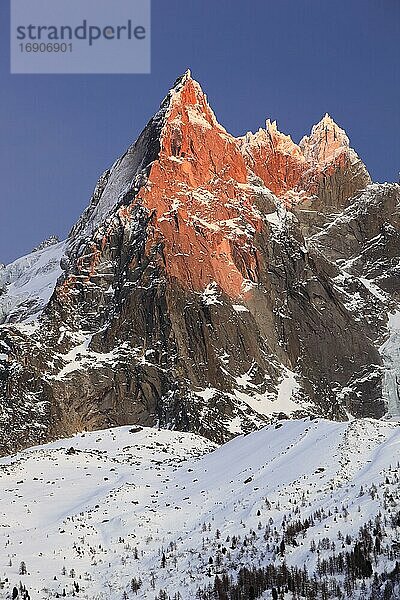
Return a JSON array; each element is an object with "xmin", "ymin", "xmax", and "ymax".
[
  {"xmin": 0, "ymin": 419, "xmax": 398, "ymax": 599},
  {"xmin": 380, "ymin": 311, "xmax": 400, "ymax": 419},
  {"xmin": 265, "ymin": 211, "xmax": 281, "ymax": 226},
  {"xmin": 49, "ymin": 335, "xmax": 133, "ymax": 381},
  {"xmin": 191, "ymin": 215, "xmax": 221, "ymax": 232},
  {"xmin": 359, "ymin": 277, "xmax": 388, "ymax": 302},
  {"xmin": 232, "ymin": 366, "xmax": 300, "ymax": 417},
  {"xmin": 313, "ymin": 184, "xmax": 397, "ymax": 235},
  {"xmin": 193, "ymin": 387, "xmax": 217, "ymax": 401},
  {"xmin": 241, "ymin": 279, "xmax": 257, "ymax": 293},
  {"xmin": 186, "ymin": 107, "xmax": 213, "ymax": 130},
  {"xmin": 201, "ymin": 282, "xmax": 222, "ymax": 306},
  {"xmin": 0, "ymin": 240, "xmax": 65, "ymax": 324},
  {"xmin": 276, "ymin": 366, "xmax": 301, "ymax": 412},
  {"xmin": 232, "ymin": 304, "xmax": 249, "ymax": 313},
  {"xmin": 311, "ymin": 187, "xmax": 399, "ymax": 419}
]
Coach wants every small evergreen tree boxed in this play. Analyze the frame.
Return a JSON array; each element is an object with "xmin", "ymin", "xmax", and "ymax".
[
  {"xmin": 131, "ymin": 577, "xmax": 142, "ymax": 594},
  {"xmin": 19, "ymin": 562, "xmax": 27, "ymax": 575}
]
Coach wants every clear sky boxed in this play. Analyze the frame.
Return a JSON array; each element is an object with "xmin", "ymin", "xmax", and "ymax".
[{"xmin": 0, "ymin": 0, "xmax": 399, "ymax": 263}]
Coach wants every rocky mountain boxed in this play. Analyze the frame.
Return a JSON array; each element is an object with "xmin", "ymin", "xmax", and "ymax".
[
  {"xmin": 240, "ymin": 113, "xmax": 370, "ymax": 210},
  {"xmin": 0, "ymin": 71, "xmax": 399, "ymax": 455}
]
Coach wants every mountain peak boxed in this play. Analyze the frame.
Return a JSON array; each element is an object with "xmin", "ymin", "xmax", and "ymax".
[
  {"xmin": 320, "ymin": 112, "xmax": 337, "ymax": 126},
  {"xmin": 168, "ymin": 69, "xmax": 216, "ymax": 114},
  {"xmin": 265, "ymin": 118, "xmax": 278, "ymax": 133},
  {"xmin": 1, "ymin": 68, "xmax": 396, "ymax": 524},
  {"xmin": 160, "ymin": 70, "xmax": 227, "ymax": 156},
  {"xmin": 300, "ymin": 113, "xmax": 350, "ymax": 165},
  {"xmin": 68, "ymin": 72, "xmax": 370, "ymax": 268},
  {"xmin": 170, "ymin": 68, "xmax": 193, "ymax": 92},
  {"xmin": 239, "ymin": 119, "xmax": 305, "ymax": 197},
  {"xmin": 136, "ymin": 71, "xmax": 254, "ymax": 298}
]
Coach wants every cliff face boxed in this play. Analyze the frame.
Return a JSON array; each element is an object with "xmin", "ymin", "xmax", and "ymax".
[
  {"xmin": 0, "ymin": 72, "xmax": 398, "ymax": 455},
  {"xmin": 239, "ymin": 120, "xmax": 307, "ymax": 198},
  {"xmin": 239, "ymin": 113, "xmax": 371, "ymax": 236}
]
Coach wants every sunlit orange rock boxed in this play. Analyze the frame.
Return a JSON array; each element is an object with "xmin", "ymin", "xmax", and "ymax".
[
  {"xmin": 135, "ymin": 71, "xmax": 263, "ymax": 298},
  {"xmin": 65, "ymin": 72, "xmax": 370, "ymax": 300},
  {"xmin": 239, "ymin": 112, "xmax": 370, "ymax": 209},
  {"xmin": 239, "ymin": 120, "xmax": 307, "ymax": 197}
]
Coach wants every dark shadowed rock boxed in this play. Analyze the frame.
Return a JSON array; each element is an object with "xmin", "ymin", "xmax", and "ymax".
[{"xmin": 0, "ymin": 72, "xmax": 397, "ymax": 455}]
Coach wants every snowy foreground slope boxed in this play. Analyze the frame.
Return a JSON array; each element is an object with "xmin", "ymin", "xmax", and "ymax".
[{"xmin": 0, "ymin": 419, "xmax": 399, "ymax": 600}]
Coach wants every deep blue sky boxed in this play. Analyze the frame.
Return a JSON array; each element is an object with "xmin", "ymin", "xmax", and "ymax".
[{"xmin": 1, "ymin": 0, "xmax": 399, "ymax": 263}]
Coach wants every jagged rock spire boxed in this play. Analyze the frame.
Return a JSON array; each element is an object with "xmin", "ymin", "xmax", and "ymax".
[
  {"xmin": 300, "ymin": 113, "xmax": 350, "ymax": 164},
  {"xmin": 0, "ymin": 68, "xmax": 393, "ymax": 463}
]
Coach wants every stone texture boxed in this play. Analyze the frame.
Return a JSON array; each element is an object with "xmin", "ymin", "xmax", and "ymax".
[{"xmin": 0, "ymin": 72, "xmax": 396, "ymax": 455}]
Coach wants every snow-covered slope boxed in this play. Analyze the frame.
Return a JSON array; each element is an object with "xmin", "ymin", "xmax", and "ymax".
[
  {"xmin": 0, "ymin": 419, "xmax": 398, "ymax": 599},
  {"xmin": 0, "ymin": 240, "xmax": 65, "ymax": 324}
]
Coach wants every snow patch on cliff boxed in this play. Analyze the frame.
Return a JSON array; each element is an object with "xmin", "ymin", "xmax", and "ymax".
[
  {"xmin": 380, "ymin": 311, "xmax": 400, "ymax": 419},
  {"xmin": 0, "ymin": 240, "xmax": 65, "ymax": 324}
]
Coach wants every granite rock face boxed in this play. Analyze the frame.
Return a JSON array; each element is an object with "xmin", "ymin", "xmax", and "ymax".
[
  {"xmin": 239, "ymin": 113, "xmax": 371, "ymax": 236},
  {"xmin": 0, "ymin": 72, "xmax": 398, "ymax": 455}
]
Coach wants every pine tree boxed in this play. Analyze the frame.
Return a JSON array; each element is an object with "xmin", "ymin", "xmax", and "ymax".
[{"xmin": 131, "ymin": 577, "xmax": 142, "ymax": 594}]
